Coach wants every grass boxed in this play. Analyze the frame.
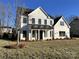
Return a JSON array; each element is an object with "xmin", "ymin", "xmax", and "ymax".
[{"xmin": 0, "ymin": 39, "xmax": 79, "ymax": 59}]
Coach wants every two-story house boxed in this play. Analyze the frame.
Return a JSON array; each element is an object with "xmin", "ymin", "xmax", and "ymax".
[
  {"xmin": 16, "ymin": 7, "xmax": 70, "ymax": 40},
  {"xmin": 16, "ymin": 7, "xmax": 54, "ymax": 41}
]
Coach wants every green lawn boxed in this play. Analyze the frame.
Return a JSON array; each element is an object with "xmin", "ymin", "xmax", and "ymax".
[{"xmin": 0, "ymin": 39, "xmax": 79, "ymax": 59}]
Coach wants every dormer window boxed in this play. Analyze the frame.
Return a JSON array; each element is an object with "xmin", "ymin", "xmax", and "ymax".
[
  {"xmin": 23, "ymin": 17, "xmax": 27, "ymax": 23},
  {"xmin": 60, "ymin": 21, "xmax": 64, "ymax": 26},
  {"xmin": 38, "ymin": 19, "xmax": 41, "ymax": 24},
  {"xmin": 32, "ymin": 18, "xmax": 35, "ymax": 24}
]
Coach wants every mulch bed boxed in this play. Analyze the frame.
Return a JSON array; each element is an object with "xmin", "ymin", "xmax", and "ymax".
[{"xmin": 3, "ymin": 43, "xmax": 26, "ymax": 49}]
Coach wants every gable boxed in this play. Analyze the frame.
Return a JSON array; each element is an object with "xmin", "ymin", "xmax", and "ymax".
[
  {"xmin": 54, "ymin": 16, "xmax": 70, "ymax": 28},
  {"xmin": 54, "ymin": 16, "xmax": 61, "ymax": 25},
  {"xmin": 28, "ymin": 7, "xmax": 49, "ymax": 19}
]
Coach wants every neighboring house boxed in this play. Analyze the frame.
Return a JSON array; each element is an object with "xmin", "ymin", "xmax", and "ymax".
[
  {"xmin": 16, "ymin": 7, "xmax": 70, "ymax": 40},
  {"xmin": 0, "ymin": 26, "xmax": 12, "ymax": 38},
  {"xmin": 54, "ymin": 16, "xmax": 70, "ymax": 39},
  {"xmin": 0, "ymin": 26, "xmax": 12, "ymax": 34},
  {"xmin": 70, "ymin": 17, "xmax": 79, "ymax": 37},
  {"xmin": 16, "ymin": 7, "xmax": 54, "ymax": 41}
]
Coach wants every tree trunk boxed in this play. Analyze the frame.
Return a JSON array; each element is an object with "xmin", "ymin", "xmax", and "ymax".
[{"xmin": 17, "ymin": 30, "xmax": 20, "ymax": 46}]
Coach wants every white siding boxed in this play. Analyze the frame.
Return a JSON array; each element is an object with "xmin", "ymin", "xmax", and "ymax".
[
  {"xmin": 54, "ymin": 17, "xmax": 70, "ymax": 39},
  {"xmin": 20, "ymin": 15, "xmax": 29, "ymax": 40},
  {"xmin": 20, "ymin": 15, "xmax": 28, "ymax": 28},
  {"xmin": 18, "ymin": 7, "xmax": 54, "ymax": 40},
  {"xmin": 28, "ymin": 7, "xmax": 54, "ymax": 26},
  {"xmin": 43, "ymin": 29, "xmax": 53, "ymax": 40}
]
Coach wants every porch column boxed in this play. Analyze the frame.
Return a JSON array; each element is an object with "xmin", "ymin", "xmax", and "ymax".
[
  {"xmin": 35, "ymin": 30, "xmax": 38, "ymax": 40},
  {"xmin": 43, "ymin": 31, "xmax": 44, "ymax": 40},
  {"xmin": 38, "ymin": 30, "xmax": 40, "ymax": 40},
  {"xmin": 29, "ymin": 30, "xmax": 32, "ymax": 40},
  {"xmin": 44, "ymin": 30, "xmax": 47, "ymax": 40}
]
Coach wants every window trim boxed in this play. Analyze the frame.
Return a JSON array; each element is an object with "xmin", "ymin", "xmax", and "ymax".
[
  {"xmin": 32, "ymin": 18, "xmax": 35, "ymax": 24},
  {"xmin": 60, "ymin": 21, "xmax": 64, "ymax": 26},
  {"xmin": 23, "ymin": 17, "xmax": 27, "ymax": 23},
  {"xmin": 44, "ymin": 20, "xmax": 47, "ymax": 25},
  {"xmin": 59, "ymin": 31, "xmax": 65, "ymax": 36},
  {"xmin": 38, "ymin": 19, "xmax": 41, "ymax": 24}
]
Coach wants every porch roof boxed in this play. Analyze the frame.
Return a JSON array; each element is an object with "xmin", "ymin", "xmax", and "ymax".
[{"xmin": 29, "ymin": 24, "xmax": 53, "ymax": 29}]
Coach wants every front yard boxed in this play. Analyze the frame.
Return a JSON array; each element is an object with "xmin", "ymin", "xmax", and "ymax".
[{"xmin": 0, "ymin": 39, "xmax": 79, "ymax": 59}]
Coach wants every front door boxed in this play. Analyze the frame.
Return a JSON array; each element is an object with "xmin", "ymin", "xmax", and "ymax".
[{"xmin": 40, "ymin": 30, "xmax": 43, "ymax": 40}]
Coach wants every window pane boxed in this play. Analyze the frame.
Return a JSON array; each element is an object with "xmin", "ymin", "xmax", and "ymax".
[
  {"xmin": 38, "ymin": 19, "xmax": 41, "ymax": 24},
  {"xmin": 60, "ymin": 21, "xmax": 64, "ymax": 26},
  {"xmin": 59, "ymin": 31, "xmax": 65, "ymax": 36},
  {"xmin": 23, "ymin": 18, "xmax": 27, "ymax": 23},
  {"xmin": 50, "ymin": 20, "xmax": 52, "ymax": 25},
  {"xmin": 32, "ymin": 18, "xmax": 35, "ymax": 24},
  {"xmin": 44, "ymin": 20, "xmax": 47, "ymax": 25}
]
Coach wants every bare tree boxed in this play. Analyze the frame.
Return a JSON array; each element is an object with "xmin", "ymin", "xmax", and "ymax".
[
  {"xmin": 15, "ymin": 0, "xmax": 23, "ymax": 46},
  {"xmin": 0, "ymin": 4, "xmax": 6, "ymax": 37}
]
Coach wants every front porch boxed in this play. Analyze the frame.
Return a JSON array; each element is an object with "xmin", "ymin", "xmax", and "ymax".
[
  {"xmin": 29, "ymin": 29, "xmax": 53, "ymax": 41},
  {"xmin": 28, "ymin": 24, "xmax": 53, "ymax": 40}
]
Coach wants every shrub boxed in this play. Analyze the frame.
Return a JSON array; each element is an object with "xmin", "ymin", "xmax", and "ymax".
[{"xmin": 3, "ymin": 43, "xmax": 25, "ymax": 49}]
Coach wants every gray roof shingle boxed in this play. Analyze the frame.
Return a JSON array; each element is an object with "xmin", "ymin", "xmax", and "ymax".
[{"xmin": 17, "ymin": 7, "xmax": 34, "ymax": 16}]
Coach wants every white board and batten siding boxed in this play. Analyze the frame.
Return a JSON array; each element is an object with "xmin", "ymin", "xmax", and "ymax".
[
  {"xmin": 28, "ymin": 7, "xmax": 54, "ymax": 40},
  {"xmin": 54, "ymin": 16, "xmax": 70, "ymax": 39},
  {"xmin": 17, "ymin": 7, "xmax": 70, "ymax": 40},
  {"xmin": 28, "ymin": 7, "xmax": 54, "ymax": 25}
]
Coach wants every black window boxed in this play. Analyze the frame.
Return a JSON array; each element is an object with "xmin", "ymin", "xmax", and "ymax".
[
  {"xmin": 60, "ymin": 21, "xmax": 64, "ymax": 26},
  {"xmin": 32, "ymin": 30, "xmax": 35, "ymax": 37},
  {"xmin": 50, "ymin": 20, "xmax": 52, "ymax": 25},
  {"xmin": 23, "ymin": 31, "xmax": 27, "ymax": 37},
  {"xmin": 32, "ymin": 18, "xmax": 35, "ymax": 24},
  {"xmin": 38, "ymin": 19, "xmax": 41, "ymax": 24},
  {"xmin": 59, "ymin": 31, "xmax": 65, "ymax": 36},
  {"xmin": 23, "ymin": 18, "xmax": 27, "ymax": 23},
  {"xmin": 44, "ymin": 20, "xmax": 47, "ymax": 25}
]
